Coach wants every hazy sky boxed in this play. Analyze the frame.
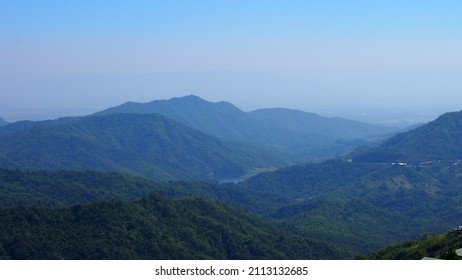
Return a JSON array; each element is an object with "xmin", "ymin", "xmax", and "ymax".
[{"xmin": 1, "ymin": 0, "xmax": 462, "ymax": 124}]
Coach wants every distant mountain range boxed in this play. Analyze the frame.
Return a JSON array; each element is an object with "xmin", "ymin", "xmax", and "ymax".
[
  {"xmin": 4, "ymin": 105, "xmax": 461, "ymax": 257},
  {"xmin": 97, "ymin": 95, "xmax": 397, "ymax": 162},
  {"xmin": 2, "ymin": 95, "xmax": 461, "ymax": 259},
  {"xmin": 0, "ymin": 113, "xmax": 280, "ymax": 181},
  {"xmin": 0, "ymin": 95, "xmax": 399, "ymax": 181}
]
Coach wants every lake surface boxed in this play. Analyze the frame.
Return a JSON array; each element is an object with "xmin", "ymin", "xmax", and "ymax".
[{"xmin": 217, "ymin": 167, "xmax": 277, "ymax": 184}]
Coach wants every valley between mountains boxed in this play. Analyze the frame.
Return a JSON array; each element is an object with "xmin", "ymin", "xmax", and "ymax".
[{"xmin": 1, "ymin": 95, "xmax": 461, "ymax": 259}]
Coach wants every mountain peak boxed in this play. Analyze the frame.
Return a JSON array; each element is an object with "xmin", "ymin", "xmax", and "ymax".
[
  {"xmin": 165, "ymin": 95, "xmax": 239, "ymax": 111},
  {"xmin": 177, "ymin": 94, "xmax": 204, "ymax": 100},
  {"xmin": 166, "ymin": 94, "xmax": 206, "ymax": 103}
]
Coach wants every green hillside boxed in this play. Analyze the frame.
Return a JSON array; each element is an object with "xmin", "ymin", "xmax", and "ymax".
[
  {"xmin": 235, "ymin": 110, "xmax": 462, "ymax": 256},
  {"xmin": 0, "ymin": 168, "xmax": 274, "ymax": 213},
  {"xmin": 0, "ymin": 113, "xmax": 279, "ymax": 181},
  {"xmin": 0, "ymin": 169, "xmax": 170, "ymax": 207},
  {"xmin": 367, "ymin": 229, "xmax": 462, "ymax": 260},
  {"xmin": 2, "ymin": 106, "xmax": 461, "ymax": 259},
  {"xmin": 0, "ymin": 193, "xmax": 345, "ymax": 260},
  {"xmin": 353, "ymin": 110, "xmax": 462, "ymax": 163},
  {"xmin": 0, "ymin": 118, "xmax": 75, "ymax": 135},
  {"xmin": 238, "ymin": 159, "xmax": 462, "ymax": 256}
]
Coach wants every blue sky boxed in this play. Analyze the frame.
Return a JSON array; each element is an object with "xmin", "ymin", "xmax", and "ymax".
[{"xmin": 1, "ymin": 1, "xmax": 462, "ymax": 124}]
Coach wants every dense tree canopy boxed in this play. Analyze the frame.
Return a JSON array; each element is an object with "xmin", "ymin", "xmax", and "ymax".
[{"xmin": 0, "ymin": 193, "xmax": 345, "ymax": 260}]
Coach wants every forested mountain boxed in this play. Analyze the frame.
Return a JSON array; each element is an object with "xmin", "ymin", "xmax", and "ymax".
[
  {"xmin": 0, "ymin": 193, "xmax": 345, "ymax": 260},
  {"xmin": 0, "ymin": 118, "xmax": 7, "ymax": 127},
  {"xmin": 2, "ymin": 102, "xmax": 461, "ymax": 260},
  {"xmin": 3, "ymin": 161, "xmax": 461, "ymax": 259},
  {"xmin": 97, "ymin": 95, "xmax": 396, "ymax": 162},
  {"xmin": 353, "ymin": 110, "xmax": 462, "ymax": 163},
  {"xmin": 224, "ymin": 111, "xmax": 462, "ymax": 255},
  {"xmin": 0, "ymin": 169, "xmax": 170, "ymax": 207},
  {"xmin": 97, "ymin": 95, "xmax": 257, "ymax": 141},
  {"xmin": 0, "ymin": 117, "xmax": 74, "ymax": 135},
  {"xmin": 0, "ymin": 168, "xmax": 272, "ymax": 211},
  {"xmin": 238, "ymin": 159, "xmax": 462, "ymax": 255},
  {"xmin": 0, "ymin": 113, "xmax": 280, "ymax": 181},
  {"xmin": 367, "ymin": 229, "xmax": 462, "ymax": 260}
]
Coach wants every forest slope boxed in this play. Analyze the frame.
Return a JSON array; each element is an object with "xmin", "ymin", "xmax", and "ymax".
[
  {"xmin": 237, "ymin": 110, "xmax": 462, "ymax": 255},
  {"xmin": 353, "ymin": 110, "xmax": 462, "ymax": 163},
  {"xmin": 0, "ymin": 113, "xmax": 279, "ymax": 181},
  {"xmin": 367, "ymin": 229, "xmax": 462, "ymax": 260},
  {"xmin": 0, "ymin": 193, "xmax": 345, "ymax": 259}
]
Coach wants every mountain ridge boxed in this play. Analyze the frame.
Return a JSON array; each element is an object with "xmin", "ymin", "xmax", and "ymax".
[
  {"xmin": 0, "ymin": 113, "xmax": 279, "ymax": 181},
  {"xmin": 352, "ymin": 110, "xmax": 462, "ymax": 163},
  {"xmin": 97, "ymin": 95, "xmax": 397, "ymax": 162}
]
